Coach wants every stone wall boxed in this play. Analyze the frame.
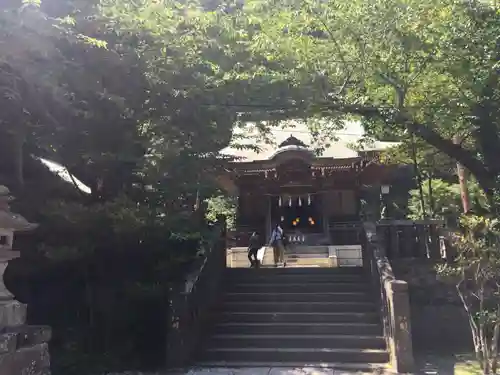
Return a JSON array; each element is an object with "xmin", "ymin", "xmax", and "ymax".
[
  {"xmin": 0, "ymin": 324, "xmax": 51, "ymax": 375},
  {"xmin": 391, "ymin": 259, "xmax": 472, "ymax": 354}
]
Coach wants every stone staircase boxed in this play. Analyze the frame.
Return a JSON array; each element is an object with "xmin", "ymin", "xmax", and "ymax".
[{"xmin": 196, "ymin": 267, "xmax": 389, "ymax": 371}]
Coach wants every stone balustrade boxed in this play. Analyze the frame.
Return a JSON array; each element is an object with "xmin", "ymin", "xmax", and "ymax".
[{"xmin": 363, "ymin": 222, "xmax": 414, "ymax": 373}]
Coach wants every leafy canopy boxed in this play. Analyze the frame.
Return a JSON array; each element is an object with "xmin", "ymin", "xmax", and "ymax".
[{"xmin": 207, "ymin": 0, "xmax": 500, "ymax": 199}]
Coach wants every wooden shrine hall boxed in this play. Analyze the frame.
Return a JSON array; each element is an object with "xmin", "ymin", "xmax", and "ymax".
[{"xmin": 219, "ymin": 135, "xmax": 399, "ymax": 251}]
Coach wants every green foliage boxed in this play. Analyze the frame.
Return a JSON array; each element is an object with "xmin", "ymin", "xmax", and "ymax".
[
  {"xmin": 408, "ymin": 179, "xmax": 460, "ymax": 220},
  {"xmin": 1, "ymin": 1, "xmax": 235, "ymax": 373},
  {"xmin": 0, "ymin": 0, "xmax": 241, "ymax": 202},
  {"xmin": 5, "ymin": 0, "xmax": 500, "ymax": 372},
  {"xmin": 408, "ymin": 178, "xmax": 488, "ymax": 220},
  {"xmin": 9, "ymin": 196, "xmax": 211, "ymax": 375},
  {"xmin": 381, "ymin": 139, "xmax": 456, "ymax": 179},
  {"xmin": 208, "ymin": 0, "xmax": 500, "ymax": 199},
  {"xmin": 437, "ymin": 215, "xmax": 500, "ymax": 374},
  {"xmin": 205, "ymin": 195, "xmax": 237, "ymax": 230}
]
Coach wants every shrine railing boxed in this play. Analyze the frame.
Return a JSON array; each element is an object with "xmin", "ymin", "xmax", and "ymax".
[
  {"xmin": 363, "ymin": 222, "xmax": 414, "ymax": 373},
  {"xmin": 376, "ymin": 219, "xmax": 446, "ymax": 260},
  {"xmin": 166, "ymin": 217, "xmax": 227, "ymax": 368}
]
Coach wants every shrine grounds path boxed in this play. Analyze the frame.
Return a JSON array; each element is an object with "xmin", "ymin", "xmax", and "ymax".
[{"xmin": 91, "ymin": 354, "xmax": 467, "ymax": 375}]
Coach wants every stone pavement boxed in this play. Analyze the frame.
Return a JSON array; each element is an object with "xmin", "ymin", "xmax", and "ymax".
[
  {"xmin": 182, "ymin": 368, "xmax": 384, "ymax": 375},
  {"xmin": 98, "ymin": 356, "xmax": 457, "ymax": 375},
  {"xmin": 100, "ymin": 367, "xmax": 387, "ymax": 375}
]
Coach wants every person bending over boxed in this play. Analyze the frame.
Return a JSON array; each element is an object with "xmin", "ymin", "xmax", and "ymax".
[{"xmin": 247, "ymin": 231, "xmax": 261, "ymax": 268}]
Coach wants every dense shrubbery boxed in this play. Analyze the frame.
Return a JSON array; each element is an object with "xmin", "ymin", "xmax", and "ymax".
[
  {"xmin": 0, "ymin": 1, "xmax": 232, "ymax": 372},
  {"xmin": 407, "ymin": 178, "xmax": 489, "ymax": 222},
  {"xmin": 6, "ymin": 197, "xmax": 213, "ymax": 375}
]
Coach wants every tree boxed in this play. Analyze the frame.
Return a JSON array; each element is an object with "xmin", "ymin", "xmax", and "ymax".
[
  {"xmin": 0, "ymin": 0, "xmax": 148, "ymax": 195},
  {"xmin": 439, "ymin": 215, "xmax": 500, "ymax": 374},
  {"xmin": 205, "ymin": 195, "xmax": 237, "ymax": 230},
  {"xmin": 208, "ymin": 0, "xmax": 500, "ymax": 208},
  {"xmin": 407, "ymin": 178, "xmax": 487, "ymax": 221},
  {"xmin": 0, "ymin": 2, "xmax": 244, "ymax": 372},
  {"xmin": 0, "ymin": 0, "xmax": 243, "ymax": 210}
]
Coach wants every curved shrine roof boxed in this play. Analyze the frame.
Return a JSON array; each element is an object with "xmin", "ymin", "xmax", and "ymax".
[{"xmin": 222, "ymin": 122, "xmax": 399, "ymax": 164}]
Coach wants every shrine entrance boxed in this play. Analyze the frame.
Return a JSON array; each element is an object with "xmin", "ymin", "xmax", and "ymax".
[{"xmin": 271, "ymin": 194, "xmax": 323, "ymax": 233}]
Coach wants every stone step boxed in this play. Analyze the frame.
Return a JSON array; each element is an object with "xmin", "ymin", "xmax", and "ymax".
[
  {"xmin": 194, "ymin": 361, "xmax": 389, "ymax": 372},
  {"xmin": 286, "ymin": 247, "xmax": 328, "ymax": 253},
  {"xmin": 222, "ymin": 301, "xmax": 377, "ymax": 313},
  {"xmin": 285, "ymin": 258, "xmax": 332, "ymax": 266},
  {"xmin": 226, "ymin": 267, "xmax": 364, "ymax": 275},
  {"xmin": 196, "ymin": 264, "xmax": 388, "ymax": 369},
  {"xmin": 282, "ymin": 264, "xmax": 332, "ymax": 268},
  {"xmin": 230, "ymin": 253, "xmax": 274, "ymax": 260},
  {"xmin": 224, "ymin": 291, "xmax": 372, "ymax": 303},
  {"xmin": 286, "ymin": 253, "xmax": 329, "ymax": 259},
  {"xmin": 228, "ymin": 248, "xmax": 275, "ymax": 264},
  {"xmin": 228, "ymin": 263, "xmax": 335, "ymax": 269},
  {"xmin": 207, "ymin": 334, "xmax": 386, "ymax": 349},
  {"xmin": 214, "ymin": 322, "xmax": 383, "ymax": 336},
  {"xmin": 199, "ymin": 347, "xmax": 389, "ymax": 364},
  {"xmin": 230, "ymin": 262, "xmax": 333, "ymax": 268},
  {"xmin": 225, "ymin": 273, "xmax": 365, "ymax": 284},
  {"xmin": 220, "ymin": 311, "xmax": 380, "ymax": 324},
  {"xmin": 227, "ymin": 282, "xmax": 368, "ymax": 293},
  {"xmin": 287, "ymin": 246, "xmax": 329, "ymax": 253}
]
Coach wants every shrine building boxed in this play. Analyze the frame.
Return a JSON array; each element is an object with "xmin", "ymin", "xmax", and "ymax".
[{"xmin": 219, "ymin": 133, "xmax": 400, "ymax": 249}]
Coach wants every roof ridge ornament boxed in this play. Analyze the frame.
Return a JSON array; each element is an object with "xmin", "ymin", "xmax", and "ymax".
[{"xmin": 278, "ymin": 135, "xmax": 308, "ymax": 148}]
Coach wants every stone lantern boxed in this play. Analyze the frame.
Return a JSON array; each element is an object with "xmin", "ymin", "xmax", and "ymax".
[
  {"xmin": 0, "ymin": 185, "xmax": 37, "ymax": 318},
  {"xmin": 0, "ymin": 185, "xmax": 51, "ymax": 375}
]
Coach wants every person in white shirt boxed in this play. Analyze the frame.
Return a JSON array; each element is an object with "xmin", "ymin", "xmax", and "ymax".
[{"xmin": 268, "ymin": 223, "xmax": 286, "ymax": 267}]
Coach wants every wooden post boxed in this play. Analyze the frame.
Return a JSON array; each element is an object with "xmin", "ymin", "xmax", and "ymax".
[
  {"xmin": 322, "ymin": 192, "xmax": 330, "ymax": 240},
  {"xmin": 266, "ymin": 195, "xmax": 272, "ymax": 241},
  {"xmin": 390, "ymin": 226, "xmax": 400, "ymax": 258}
]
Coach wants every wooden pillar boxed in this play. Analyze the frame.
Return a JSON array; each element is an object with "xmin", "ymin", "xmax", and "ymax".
[
  {"xmin": 266, "ymin": 195, "xmax": 272, "ymax": 241},
  {"xmin": 236, "ymin": 194, "xmax": 243, "ymax": 226},
  {"xmin": 355, "ymin": 187, "xmax": 362, "ymax": 221},
  {"xmin": 322, "ymin": 192, "xmax": 329, "ymax": 238}
]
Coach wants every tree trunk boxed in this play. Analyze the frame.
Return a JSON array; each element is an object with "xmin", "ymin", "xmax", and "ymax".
[
  {"xmin": 428, "ymin": 176, "xmax": 435, "ymax": 217},
  {"xmin": 453, "ymin": 135, "xmax": 471, "ymax": 214},
  {"xmin": 410, "ymin": 134, "xmax": 426, "ymax": 218}
]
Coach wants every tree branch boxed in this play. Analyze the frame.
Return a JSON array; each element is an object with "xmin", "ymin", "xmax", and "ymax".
[
  {"xmin": 320, "ymin": 102, "xmax": 495, "ymax": 188},
  {"xmin": 225, "ymin": 99, "xmax": 496, "ymax": 188}
]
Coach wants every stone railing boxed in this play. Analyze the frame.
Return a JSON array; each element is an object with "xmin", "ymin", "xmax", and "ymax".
[
  {"xmin": 165, "ymin": 217, "xmax": 227, "ymax": 368},
  {"xmin": 376, "ymin": 219, "xmax": 445, "ymax": 259},
  {"xmin": 363, "ymin": 222, "xmax": 414, "ymax": 373}
]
